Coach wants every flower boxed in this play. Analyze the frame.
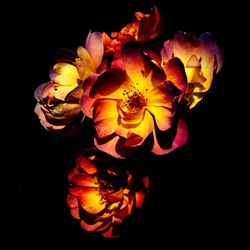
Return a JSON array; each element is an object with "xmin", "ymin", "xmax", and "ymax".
[
  {"xmin": 161, "ymin": 31, "xmax": 223, "ymax": 109},
  {"xmin": 34, "ymin": 31, "xmax": 105, "ymax": 133},
  {"xmin": 34, "ymin": 59, "xmax": 84, "ymax": 132},
  {"xmin": 81, "ymin": 42, "xmax": 189, "ymax": 158},
  {"xmin": 67, "ymin": 149, "xmax": 149, "ymax": 238}
]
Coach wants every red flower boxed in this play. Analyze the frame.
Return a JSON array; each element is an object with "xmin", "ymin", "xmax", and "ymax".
[{"xmin": 67, "ymin": 150, "xmax": 149, "ymax": 238}]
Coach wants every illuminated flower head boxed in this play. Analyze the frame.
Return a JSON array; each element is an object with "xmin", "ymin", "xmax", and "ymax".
[
  {"xmin": 34, "ymin": 31, "xmax": 105, "ymax": 134},
  {"xmin": 67, "ymin": 149, "xmax": 149, "ymax": 238},
  {"xmin": 81, "ymin": 42, "xmax": 189, "ymax": 158},
  {"xmin": 161, "ymin": 31, "xmax": 223, "ymax": 109}
]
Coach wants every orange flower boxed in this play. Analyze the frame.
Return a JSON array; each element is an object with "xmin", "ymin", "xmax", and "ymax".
[
  {"xmin": 102, "ymin": 5, "xmax": 161, "ymax": 57},
  {"xmin": 161, "ymin": 31, "xmax": 223, "ymax": 109},
  {"xmin": 67, "ymin": 150, "xmax": 149, "ymax": 238},
  {"xmin": 81, "ymin": 42, "xmax": 188, "ymax": 158}
]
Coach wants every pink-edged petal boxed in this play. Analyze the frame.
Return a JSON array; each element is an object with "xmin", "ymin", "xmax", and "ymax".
[
  {"xmin": 115, "ymin": 110, "xmax": 154, "ymax": 146},
  {"xmin": 161, "ymin": 40, "xmax": 174, "ymax": 63},
  {"xmin": 80, "ymin": 219, "xmax": 104, "ymax": 232},
  {"xmin": 164, "ymin": 57, "xmax": 187, "ymax": 101},
  {"xmin": 69, "ymin": 174, "xmax": 98, "ymax": 188},
  {"xmin": 94, "ymin": 134, "xmax": 125, "ymax": 159},
  {"xmin": 75, "ymin": 155, "xmax": 97, "ymax": 174},
  {"xmin": 200, "ymin": 32, "xmax": 223, "ymax": 73},
  {"xmin": 94, "ymin": 134, "xmax": 136, "ymax": 158},
  {"xmin": 93, "ymin": 99, "xmax": 119, "ymax": 138},
  {"xmin": 85, "ymin": 31, "xmax": 104, "ymax": 69},
  {"xmin": 89, "ymin": 69, "xmax": 132, "ymax": 99},
  {"xmin": 121, "ymin": 42, "xmax": 145, "ymax": 84},
  {"xmin": 172, "ymin": 31, "xmax": 201, "ymax": 66},
  {"xmin": 67, "ymin": 194, "xmax": 78, "ymax": 208},
  {"xmin": 146, "ymin": 105, "xmax": 173, "ymax": 131},
  {"xmin": 151, "ymin": 119, "xmax": 189, "ymax": 155},
  {"xmin": 80, "ymin": 95, "xmax": 96, "ymax": 118},
  {"xmin": 34, "ymin": 82, "xmax": 54, "ymax": 100},
  {"xmin": 135, "ymin": 190, "xmax": 145, "ymax": 208},
  {"xmin": 34, "ymin": 104, "xmax": 65, "ymax": 131},
  {"xmin": 70, "ymin": 207, "xmax": 80, "ymax": 219}
]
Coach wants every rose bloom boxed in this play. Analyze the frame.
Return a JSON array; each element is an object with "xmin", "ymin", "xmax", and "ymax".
[
  {"xmin": 67, "ymin": 150, "xmax": 149, "ymax": 238},
  {"xmin": 34, "ymin": 31, "xmax": 104, "ymax": 133},
  {"xmin": 102, "ymin": 5, "xmax": 161, "ymax": 69},
  {"xmin": 81, "ymin": 42, "xmax": 188, "ymax": 158},
  {"xmin": 161, "ymin": 31, "xmax": 223, "ymax": 109}
]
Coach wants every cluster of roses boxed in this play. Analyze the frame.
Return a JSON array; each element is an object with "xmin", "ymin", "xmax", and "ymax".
[{"xmin": 34, "ymin": 6, "xmax": 223, "ymax": 238}]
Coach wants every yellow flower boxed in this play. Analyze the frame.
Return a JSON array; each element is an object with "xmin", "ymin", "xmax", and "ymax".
[{"xmin": 161, "ymin": 31, "xmax": 223, "ymax": 109}]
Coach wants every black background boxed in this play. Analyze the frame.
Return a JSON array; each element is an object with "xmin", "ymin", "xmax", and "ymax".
[{"xmin": 11, "ymin": 0, "xmax": 238, "ymax": 248}]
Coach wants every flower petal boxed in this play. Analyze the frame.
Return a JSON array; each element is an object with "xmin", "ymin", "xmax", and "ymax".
[
  {"xmin": 89, "ymin": 69, "xmax": 132, "ymax": 99},
  {"xmin": 34, "ymin": 82, "xmax": 54, "ymax": 101},
  {"xmin": 80, "ymin": 95, "xmax": 96, "ymax": 118},
  {"xmin": 76, "ymin": 46, "xmax": 95, "ymax": 80},
  {"xmin": 80, "ymin": 219, "xmax": 104, "ymax": 232},
  {"xmin": 77, "ymin": 187, "xmax": 107, "ymax": 214},
  {"xmin": 146, "ymin": 106, "xmax": 173, "ymax": 131},
  {"xmin": 85, "ymin": 31, "xmax": 104, "ymax": 69},
  {"xmin": 69, "ymin": 174, "xmax": 98, "ymax": 188},
  {"xmin": 151, "ymin": 119, "xmax": 188, "ymax": 155},
  {"xmin": 163, "ymin": 57, "xmax": 187, "ymax": 101},
  {"xmin": 93, "ymin": 99, "xmax": 119, "ymax": 138},
  {"xmin": 161, "ymin": 40, "xmax": 174, "ymax": 63},
  {"xmin": 135, "ymin": 190, "xmax": 145, "ymax": 208},
  {"xmin": 115, "ymin": 110, "xmax": 154, "ymax": 146},
  {"xmin": 75, "ymin": 155, "xmax": 97, "ymax": 174}
]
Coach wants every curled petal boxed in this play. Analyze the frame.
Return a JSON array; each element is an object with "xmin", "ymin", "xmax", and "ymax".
[
  {"xmin": 80, "ymin": 220, "xmax": 105, "ymax": 232},
  {"xmin": 34, "ymin": 82, "xmax": 54, "ymax": 101},
  {"xmin": 163, "ymin": 57, "xmax": 187, "ymax": 101},
  {"xmin": 151, "ymin": 119, "xmax": 188, "ymax": 155},
  {"xmin": 76, "ymin": 46, "xmax": 95, "ymax": 80},
  {"xmin": 161, "ymin": 40, "xmax": 174, "ymax": 63},
  {"xmin": 85, "ymin": 31, "xmax": 104, "ymax": 69},
  {"xmin": 75, "ymin": 155, "xmax": 97, "ymax": 174}
]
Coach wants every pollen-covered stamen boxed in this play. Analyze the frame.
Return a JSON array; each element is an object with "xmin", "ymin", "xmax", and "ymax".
[{"xmin": 121, "ymin": 83, "xmax": 147, "ymax": 113}]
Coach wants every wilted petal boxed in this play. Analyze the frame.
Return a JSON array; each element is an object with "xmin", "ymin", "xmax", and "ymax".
[
  {"xmin": 34, "ymin": 82, "xmax": 54, "ymax": 101},
  {"xmin": 34, "ymin": 104, "xmax": 65, "ymax": 131},
  {"xmin": 93, "ymin": 99, "xmax": 119, "ymax": 138},
  {"xmin": 85, "ymin": 31, "xmax": 104, "ymax": 69}
]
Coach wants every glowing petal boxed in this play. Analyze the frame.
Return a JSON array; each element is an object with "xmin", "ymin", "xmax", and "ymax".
[
  {"xmin": 67, "ymin": 194, "xmax": 78, "ymax": 208},
  {"xmin": 34, "ymin": 82, "xmax": 54, "ymax": 101},
  {"xmin": 50, "ymin": 63, "xmax": 79, "ymax": 82},
  {"xmin": 161, "ymin": 40, "xmax": 174, "ymax": 63},
  {"xmin": 135, "ymin": 190, "xmax": 145, "ymax": 208},
  {"xmin": 75, "ymin": 155, "xmax": 97, "ymax": 174},
  {"xmin": 146, "ymin": 106, "xmax": 173, "ymax": 131},
  {"xmin": 121, "ymin": 42, "xmax": 145, "ymax": 84},
  {"xmin": 93, "ymin": 99, "xmax": 119, "ymax": 138},
  {"xmin": 85, "ymin": 31, "xmax": 104, "ymax": 69},
  {"xmin": 80, "ymin": 219, "xmax": 104, "ymax": 232},
  {"xmin": 151, "ymin": 119, "xmax": 189, "ymax": 155},
  {"xmin": 77, "ymin": 187, "xmax": 106, "ymax": 214},
  {"xmin": 69, "ymin": 174, "xmax": 98, "ymax": 188},
  {"xmin": 115, "ymin": 110, "xmax": 154, "ymax": 146},
  {"xmin": 76, "ymin": 46, "xmax": 95, "ymax": 80},
  {"xmin": 70, "ymin": 207, "xmax": 80, "ymax": 219}
]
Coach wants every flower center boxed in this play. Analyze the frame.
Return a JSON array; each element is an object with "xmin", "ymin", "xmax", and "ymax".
[{"xmin": 121, "ymin": 84, "xmax": 147, "ymax": 113}]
